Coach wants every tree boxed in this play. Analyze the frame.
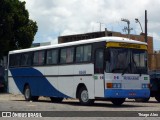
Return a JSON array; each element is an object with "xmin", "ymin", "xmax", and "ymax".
[{"xmin": 0, "ymin": 0, "xmax": 38, "ymax": 59}]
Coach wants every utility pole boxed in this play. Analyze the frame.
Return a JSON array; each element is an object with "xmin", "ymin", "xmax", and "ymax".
[
  {"xmin": 145, "ymin": 10, "xmax": 148, "ymax": 43},
  {"xmin": 97, "ymin": 22, "xmax": 104, "ymax": 31},
  {"xmin": 121, "ymin": 18, "xmax": 133, "ymax": 38}
]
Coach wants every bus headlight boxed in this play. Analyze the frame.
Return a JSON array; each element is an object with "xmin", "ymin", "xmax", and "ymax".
[
  {"xmin": 142, "ymin": 84, "xmax": 149, "ymax": 88},
  {"xmin": 106, "ymin": 83, "xmax": 121, "ymax": 88}
]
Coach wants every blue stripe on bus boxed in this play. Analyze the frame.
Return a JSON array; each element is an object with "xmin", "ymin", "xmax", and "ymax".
[
  {"xmin": 9, "ymin": 68, "xmax": 70, "ymax": 98},
  {"xmin": 104, "ymin": 89, "xmax": 150, "ymax": 98}
]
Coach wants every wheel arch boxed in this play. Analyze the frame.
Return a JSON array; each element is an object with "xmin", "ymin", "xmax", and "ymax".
[{"xmin": 76, "ymin": 83, "xmax": 87, "ymax": 98}]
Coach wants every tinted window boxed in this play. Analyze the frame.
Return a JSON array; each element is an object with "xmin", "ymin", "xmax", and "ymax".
[
  {"xmin": 76, "ymin": 45, "xmax": 91, "ymax": 62},
  {"xmin": 21, "ymin": 52, "xmax": 32, "ymax": 66},
  {"xmin": 46, "ymin": 49, "xmax": 58, "ymax": 64},
  {"xmin": 95, "ymin": 49, "xmax": 104, "ymax": 73},
  {"xmin": 84, "ymin": 45, "xmax": 91, "ymax": 61},
  {"xmin": 60, "ymin": 47, "xmax": 74, "ymax": 64},
  {"xmin": 9, "ymin": 54, "xmax": 21, "ymax": 67},
  {"xmin": 9, "ymin": 54, "xmax": 15, "ymax": 67},
  {"xmin": 76, "ymin": 46, "xmax": 83, "ymax": 62},
  {"xmin": 33, "ymin": 51, "xmax": 45, "ymax": 65}
]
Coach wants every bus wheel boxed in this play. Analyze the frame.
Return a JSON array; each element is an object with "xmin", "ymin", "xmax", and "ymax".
[
  {"xmin": 50, "ymin": 97, "xmax": 63, "ymax": 103},
  {"xmin": 155, "ymin": 95, "xmax": 160, "ymax": 102},
  {"xmin": 135, "ymin": 97, "xmax": 150, "ymax": 102},
  {"xmin": 78, "ymin": 86, "xmax": 94, "ymax": 106},
  {"xmin": 24, "ymin": 85, "xmax": 39, "ymax": 101},
  {"xmin": 111, "ymin": 98, "xmax": 125, "ymax": 106},
  {"xmin": 24, "ymin": 85, "xmax": 32, "ymax": 101}
]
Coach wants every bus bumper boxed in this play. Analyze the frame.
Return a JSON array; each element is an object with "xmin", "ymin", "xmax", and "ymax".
[{"xmin": 104, "ymin": 89, "xmax": 150, "ymax": 99}]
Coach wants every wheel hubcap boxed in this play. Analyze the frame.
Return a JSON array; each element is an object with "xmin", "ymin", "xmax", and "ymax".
[
  {"xmin": 25, "ymin": 88, "xmax": 30, "ymax": 99},
  {"xmin": 81, "ymin": 90, "xmax": 89, "ymax": 102}
]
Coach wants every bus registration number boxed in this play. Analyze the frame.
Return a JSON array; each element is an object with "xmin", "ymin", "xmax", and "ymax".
[{"xmin": 79, "ymin": 70, "xmax": 86, "ymax": 75}]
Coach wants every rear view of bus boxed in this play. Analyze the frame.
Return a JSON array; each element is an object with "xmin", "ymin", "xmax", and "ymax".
[{"xmin": 104, "ymin": 40, "xmax": 150, "ymax": 105}]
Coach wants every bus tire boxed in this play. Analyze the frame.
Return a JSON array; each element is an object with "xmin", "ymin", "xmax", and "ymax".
[
  {"xmin": 24, "ymin": 85, "xmax": 32, "ymax": 101},
  {"xmin": 155, "ymin": 95, "xmax": 160, "ymax": 102},
  {"xmin": 50, "ymin": 97, "xmax": 63, "ymax": 103},
  {"xmin": 24, "ymin": 85, "xmax": 39, "ymax": 101},
  {"xmin": 111, "ymin": 98, "xmax": 125, "ymax": 106},
  {"xmin": 78, "ymin": 86, "xmax": 94, "ymax": 106},
  {"xmin": 135, "ymin": 97, "xmax": 150, "ymax": 102}
]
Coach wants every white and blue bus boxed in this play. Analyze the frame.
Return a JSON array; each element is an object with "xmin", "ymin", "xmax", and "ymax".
[{"xmin": 8, "ymin": 37, "xmax": 150, "ymax": 105}]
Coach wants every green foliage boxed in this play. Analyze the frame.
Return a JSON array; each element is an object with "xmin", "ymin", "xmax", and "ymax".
[{"xmin": 0, "ymin": 0, "xmax": 38, "ymax": 59}]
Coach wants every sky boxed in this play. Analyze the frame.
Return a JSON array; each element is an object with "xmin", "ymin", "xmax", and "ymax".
[{"xmin": 20, "ymin": 0, "xmax": 160, "ymax": 51}]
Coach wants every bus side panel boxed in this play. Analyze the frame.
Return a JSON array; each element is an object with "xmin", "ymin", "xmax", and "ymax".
[
  {"xmin": 42, "ymin": 66, "xmax": 58, "ymax": 96},
  {"xmin": 58, "ymin": 65, "xmax": 74, "ymax": 98},
  {"xmin": 9, "ymin": 68, "xmax": 40, "ymax": 96},
  {"xmin": 8, "ymin": 71, "xmax": 21, "ymax": 94},
  {"xmin": 73, "ymin": 64, "xmax": 95, "ymax": 99},
  {"xmin": 94, "ymin": 74, "xmax": 105, "ymax": 97},
  {"xmin": 9, "ymin": 67, "xmax": 70, "ymax": 98}
]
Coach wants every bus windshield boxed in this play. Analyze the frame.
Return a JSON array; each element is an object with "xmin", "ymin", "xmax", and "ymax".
[{"xmin": 106, "ymin": 48, "xmax": 147, "ymax": 74}]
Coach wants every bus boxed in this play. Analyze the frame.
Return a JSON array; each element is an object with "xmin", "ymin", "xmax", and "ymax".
[{"xmin": 8, "ymin": 37, "xmax": 150, "ymax": 106}]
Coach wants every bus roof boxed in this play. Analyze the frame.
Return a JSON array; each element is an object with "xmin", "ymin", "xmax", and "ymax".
[{"xmin": 9, "ymin": 36, "xmax": 147, "ymax": 54}]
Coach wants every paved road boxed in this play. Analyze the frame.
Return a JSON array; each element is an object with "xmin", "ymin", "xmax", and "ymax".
[{"xmin": 0, "ymin": 93, "xmax": 160, "ymax": 119}]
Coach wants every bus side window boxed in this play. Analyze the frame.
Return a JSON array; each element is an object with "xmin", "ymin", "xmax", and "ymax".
[
  {"xmin": 21, "ymin": 53, "xmax": 32, "ymax": 66},
  {"xmin": 84, "ymin": 45, "xmax": 91, "ymax": 62},
  {"xmin": 76, "ymin": 46, "xmax": 83, "ymax": 62},
  {"xmin": 33, "ymin": 51, "xmax": 45, "ymax": 66},
  {"xmin": 60, "ymin": 47, "xmax": 74, "ymax": 64},
  {"xmin": 46, "ymin": 49, "xmax": 58, "ymax": 64},
  {"xmin": 76, "ymin": 45, "xmax": 91, "ymax": 62},
  {"xmin": 14, "ymin": 54, "xmax": 21, "ymax": 67},
  {"xmin": 60, "ymin": 48, "xmax": 67, "ymax": 64},
  {"xmin": 95, "ymin": 49, "xmax": 104, "ymax": 74},
  {"xmin": 66, "ymin": 47, "xmax": 74, "ymax": 63},
  {"xmin": 9, "ymin": 54, "xmax": 15, "ymax": 67}
]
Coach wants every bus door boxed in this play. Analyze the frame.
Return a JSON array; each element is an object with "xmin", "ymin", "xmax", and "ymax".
[{"xmin": 94, "ymin": 49, "xmax": 105, "ymax": 97}]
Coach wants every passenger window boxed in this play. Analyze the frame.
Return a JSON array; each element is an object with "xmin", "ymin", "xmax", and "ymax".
[
  {"xmin": 33, "ymin": 51, "xmax": 45, "ymax": 65},
  {"xmin": 21, "ymin": 53, "xmax": 32, "ymax": 66},
  {"xmin": 66, "ymin": 48, "xmax": 74, "ymax": 63},
  {"xmin": 14, "ymin": 54, "xmax": 21, "ymax": 67},
  {"xmin": 76, "ymin": 45, "xmax": 91, "ymax": 62},
  {"xmin": 84, "ymin": 45, "xmax": 91, "ymax": 62},
  {"xmin": 9, "ymin": 54, "xmax": 15, "ymax": 67},
  {"xmin": 46, "ymin": 49, "xmax": 58, "ymax": 64},
  {"xmin": 76, "ymin": 46, "xmax": 83, "ymax": 62},
  {"xmin": 60, "ymin": 47, "xmax": 74, "ymax": 64}
]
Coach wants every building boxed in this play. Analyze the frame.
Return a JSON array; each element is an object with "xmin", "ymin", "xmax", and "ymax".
[
  {"xmin": 149, "ymin": 51, "xmax": 160, "ymax": 70},
  {"xmin": 58, "ymin": 29, "xmax": 158, "ymax": 70},
  {"xmin": 32, "ymin": 42, "xmax": 51, "ymax": 47},
  {"xmin": 58, "ymin": 29, "xmax": 153, "ymax": 54}
]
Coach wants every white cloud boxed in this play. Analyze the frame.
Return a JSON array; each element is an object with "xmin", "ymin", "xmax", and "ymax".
[{"xmin": 20, "ymin": 0, "xmax": 160, "ymax": 50}]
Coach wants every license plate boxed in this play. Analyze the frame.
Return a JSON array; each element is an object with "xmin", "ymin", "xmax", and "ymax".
[{"xmin": 129, "ymin": 92, "xmax": 136, "ymax": 96}]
